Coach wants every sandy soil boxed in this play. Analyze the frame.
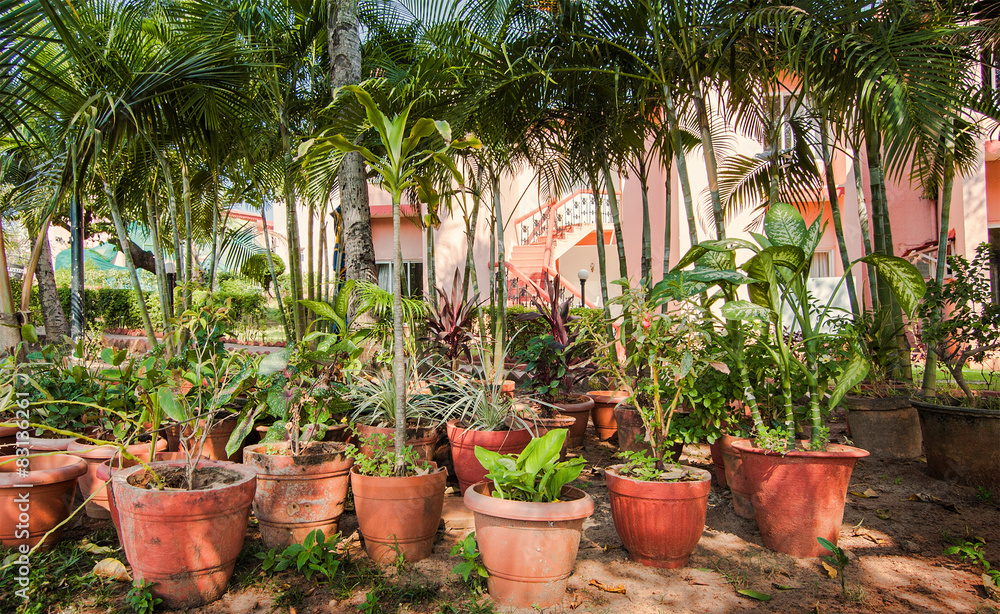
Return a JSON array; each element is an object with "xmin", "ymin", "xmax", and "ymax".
[{"xmin": 58, "ymin": 410, "xmax": 1000, "ymax": 614}]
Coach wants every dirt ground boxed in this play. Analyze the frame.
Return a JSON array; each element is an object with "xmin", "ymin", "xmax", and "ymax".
[{"xmin": 56, "ymin": 409, "xmax": 1000, "ymax": 614}]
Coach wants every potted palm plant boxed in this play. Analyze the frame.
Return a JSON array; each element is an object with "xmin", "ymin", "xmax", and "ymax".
[
  {"xmin": 666, "ymin": 203, "xmax": 925, "ymax": 558},
  {"xmin": 111, "ymin": 303, "xmax": 258, "ymax": 609},
  {"xmin": 464, "ymin": 428, "xmax": 592, "ymax": 608},
  {"xmin": 599, "ymin": 282, "xmax": 719, "ymax": 568},
  {"xmin": 316, "ymin": 85, "xmax": 479, "ymax": 562},
  {"xmin": 915, "ymin": 244, "xmax": 1000, "ymax": 488}
]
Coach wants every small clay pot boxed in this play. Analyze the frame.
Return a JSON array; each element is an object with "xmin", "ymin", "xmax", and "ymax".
[
  {"xmin": 552, "ymin": 395, "xmax": 594, "ymax": 448},
  {"xmin": 719, "ymin": 435, "xmax": 754, "ymax": 519},
  {"xmin": 68, "ymin": 438, "xmax": 168, "ymax": 519},
  {"xmin": 586, "ymin": 390, "xmax": 626, "ymax": 440},
  {"xmin": 354, "ymin": 423, "xmax": 441, "ymax": 462}
]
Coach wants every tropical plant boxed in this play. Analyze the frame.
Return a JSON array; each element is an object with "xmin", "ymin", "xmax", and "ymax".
[
  {"xmin": 346, "ymin": 359, "xmax": 457, "ymax": 429},
  {"xmin": 475, "ymin": 428, "xmax": 585, "ymax": 502},
  {"xmin": 423, "ymin": 269, "xmax": 479, "ymax": 371}
]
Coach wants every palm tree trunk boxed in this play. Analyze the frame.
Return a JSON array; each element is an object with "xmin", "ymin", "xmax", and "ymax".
[
  {"xmin": 0, "ymin": 220, "xmax": 21, "ymax": 351},
  {"xmin": 102, "ymin": 178, "xmax": 156, "ymax": 347},
  {"xmin": 158, "ymin": 153, "xmax": 184, "ymax": 315},
  {"xmin": 391, "ymin": 190, "xmax": 407, "ymax": 472},
  {"xmin": 36, "ymin": 234, "xmax": 69, "ymax": 340},
  {"xmin": 638, "ymin": 154, "xmax": 652, "ymax": 285},
  {"xmin": 181, "ymin": 158, "xmax": 193, "ymax": 307},
  {"xmin": 664, "ymin": 95, "xmax": 699, "ymax": 249},
  {"xmin": 209, "ymin": 171, "xmax": 221, "ymax": 292},
  {"xmin": 144, "ymin": 195, "xmax": 170, "ymax": 330},
  {"xmin": 426, "ymin": 222, "xmax": 436, "ymax": 303},
  {"xmin": 601, "ymin": 159, "xmax": 629, "ymax": 282},
  {"xmin": 821, "ymin": 121, "xmax": 859, "ymax": 317},
  {"xmin": 491, "ymin": 171, "xmax": 506, "ymax": 364},
  {"xmin": 588, "ymin": 172, "xmax": 611, "ymax": 310},
  {"xmin": 307, "ymin": 199, "xmax": 316, "ymax": 302},
  {"xmin": 281, "ymin": 118, "xmax": 304, "ymax": 341},
  {"xmin": 922, "ymin": 150, "xmax": 955, "ymax": 397},
  {"xmin": 463, "ymin": 192, "xmax": 480, "ymax": 298},
  {"xmin": 662, "ymin": 158, "xmax": 672, "ymax": 312},
  {"xmin": 853, "ymin": 150, "xmax": 878, "ymax": 306}
]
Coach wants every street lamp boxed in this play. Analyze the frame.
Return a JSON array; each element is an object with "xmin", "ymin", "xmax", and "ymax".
[
  {"xmin": 577, "ymin": 269, "xmax": 589, "ymax": 308},
  {"xmin": 164, "ymin": 261, "xmax": 176, "ymax": 316}
]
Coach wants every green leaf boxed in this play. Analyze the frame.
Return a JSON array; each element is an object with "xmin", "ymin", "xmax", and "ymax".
[
  {"xmin": 672, "ymin": 245, "xmax": 709, "ymax": 271},
  {"xmin": 859, "ymin": 254, "xmax": 927, "ymax": 317},
  {"xmin": 816, "ymin": 537, "xmax": 838, "ymax": 553},
  {"xmin": 334, "ymin": 280, "xmax": 355, "ymax": 320},
  {"xmin": 737, "ymin": 589, "xmax": 772, "ymax": 601},
  {"xmin": 157, "ymin": 388, "xmax": 185, "ymax": 422},
  {"xmin": 401, "ymin": 118, "xmax": 437, "ymax": 158},
  {"xmin": 518, "ymin": 429, "xmax": 565, "ymax": 476},
  {"xmin": 827, "ymin": 352, "xmax": 870, "ymax": 413},
  {"xmin": 100, "ymin": 348, "xmax": 115, "ymax": 364},
  {"xmin": 20, "ymin": 324, "xmax": 37, "ymax": 343},
  {"xmin": 258, "ymin": 351, "xmax": 289, "ymax": 377},
  {"xmin": 803, "ymin": 213, "xmax": 825, "ymax": 258},
  {"xmin": 764, "ymin": 202, "xmax": 808, "ymax": 248},
  {"xmin": 761, "ymin": 245, "xmax": 806, "ymax": 273},
  {"xmin": 474, "ymin": 446, "xmax": 504, "ymax": 473},
  {"xmin": 721, "ymin": 300, "xmax": 773, "ymax": 321},
  {"xmin": 300, "ymin": 300, "xmax": 339, "ymax": 321}
]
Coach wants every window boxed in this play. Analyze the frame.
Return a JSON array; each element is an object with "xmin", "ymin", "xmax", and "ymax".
[
  {"xmin": 763, "ymin": 93, "xmax": 821, "ymax": 157},
  {"xmin": 377, "ymin": 261, "xmax": 424, "ymax": 298},
  {"xmin": 809, "ymin": 250, "xmax": 834, "ymax": 278}
]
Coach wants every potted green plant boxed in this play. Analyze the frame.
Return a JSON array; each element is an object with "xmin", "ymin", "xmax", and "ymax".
[
  {"xmin": 516, "ymin": 277, "xmax": 595, "ymax": 448},
  {"xmin": 598, "ymin": 282, "xmax": 718, "ymax": 568},
  {"xmin": 915, "ymin": 243, "xmax": 1000, "ymax": 488},
  {"xmin": 423, "ymin": 268, "xmax": 480, "ymax": 372},
  {"xmin": 111, "ymin": 303, "xmax": 258, "ymax": 609},
  {"xmin": 464, "ymin": 428, "xmax": 592, "ymax": 608},
  {"xmin": 666, "ymin": 202, "xmax": 926, "ymax": 557}
]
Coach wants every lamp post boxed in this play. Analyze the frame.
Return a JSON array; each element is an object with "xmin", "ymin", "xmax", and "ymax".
[
  {"xmin": 577, "ymin": 269, "xmax": 589, "ymax": 308},
  {"xmin": 164, "ymin": 261, "xmax": 176, "ymax": 317}
]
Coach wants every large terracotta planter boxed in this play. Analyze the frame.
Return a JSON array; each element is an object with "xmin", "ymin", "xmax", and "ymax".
[
  {"xmin": 0, "ymin": 454, "xmax": 87, "ymax": 549},
  {"xmin": 913, "ymin": 400, "xmax": 1000, "ymax": 489},
  {"xmin": 99, "ymin": 451, "xmax": 192, "ymax": 543},
  {"xmin": 167, "ymin": 415, "xmax": 245, "ymax": 461},
  {"xmin": 243, "ymin": 441, "xmax": 353, "ymax": 549},
  {"xmin": 112, "ymin": 460, "xmax": 257, "ymax": 609},
  {"xmin": 708, "ymin": 439, "xmax": 727, "ymax": 488},
  {"xmin": 446, "ymin": 420, "xmax": 533, "ymax": 495},
  {"xmin": 553, "ymin": 395, "xmax": 594, "ymax": 448},
  {"xmin": 68, "ymin": 438, "xmax": 168, "ymax": 519},
  {"xmin": 586, "ymin": 390, "xmax": 625, "ymax": 440},
  {"xmin": 350, "ymin": 464, "xmax": 447, "ymax": 564},
  {"xmin": 464, "ymin": 482, "xmax": 594, "ymax": 608},
  {"xmin": 844, "ymin": 394, "xmax": 922, "ymax": 459},
  {"xmin": 732, "ymin": 440, "xmax": 869, "ymax": 557},
  {"xmin": 605, "ymin": 465, "xmax": 711, "ymax": 568},
  {"xmin": 354, "ymin": 422, "xmax": 441, "ymax": 462}
]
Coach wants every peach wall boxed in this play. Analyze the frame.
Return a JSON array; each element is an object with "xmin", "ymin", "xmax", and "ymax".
[{"xmin": 986, "ymin": 160, "xmax": 1000, "ymax": 225}]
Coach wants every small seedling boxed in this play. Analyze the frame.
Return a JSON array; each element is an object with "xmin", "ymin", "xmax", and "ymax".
[
  {"xmin": 894, "ymin": 476, "xmax": 903, "ymax": 485},
  {"xmin": 817, "ymin": 537, "xmax": 850, "ymax": 596},
  {"xmin": 125, "ymin": 579, "xmax": 162, "ymax": 614},
  {"xmin": 976, "ymin": 487, "xmax": 995, "ymax": 504},
  {"xmin": 944, "ymin": 535, "xmax": 1000, "ymax": 585},
  {"xmin": 450, "ymin": 532, "xmax": 488, "ymax": 593},
  {"xmin": 258, "ymin": 529, "xmax": 341, "ymax": 584},
  {"xmin": 358, "ymin": 591, "xmax": 380, "ymax": 612}
]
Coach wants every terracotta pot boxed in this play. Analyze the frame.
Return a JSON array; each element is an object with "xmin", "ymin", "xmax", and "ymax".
[
  {"xmin": 586, "ymin": 390, "xmax": 625, "ymax": 440},
  {"xmin": 844, "ymin": 394, "xmax": 922, "ymax": 459},
  {"xmin": 0, "ymin": 454, "xmax": 87, "ymax": 550},
  {"xmin": 464, "ymin": 482, "xmax": 594, "ymax": 608},
  {"xmin": 0, "ymin": 426, "xmax": 17, "ymax": 454},
  {"xmin": 27, "ymin": 436, "xmax": 76, "ymax": 451},
  {"xmin": 532, "ymin": 415, "xmax": 576, "ymax": 460},
  {"xmin": 605, "ymin": 465, "xmax": 711, "ymax": 568},
  {"xmin": 68, "ymin": 438, "xmax": 168, "ymax": 519},
  {"xmin": 99, "ymin": 451, "xmax": 194, "ymax": 542},
  {"xmin": 719, "ymin": 436, "xmax": 754, "ymax": 519},
  {"xmin": 612, "ymin": 404, "xmax": 683, "ymax": 461},
  {"xmin": 350, "ymin": 464, "xmax": 446, "ymax": 564},
  {"xmin": 913, "ymin": 400, "xmax": 1000, "ymax": 489},
  {"xmin": 552, "ymin": 395, "xmax": 594, "ymax": 448},
  {"xmin": 446, "ymin": 420, "xmax": 533, "ymax": 495},
  {"xmin": 733, "ymin": 440, "xmax": 869, "ymax": 557},
  {"xmin": 243, "ymin": 441, "xmax": 353, "ymax": 549},
  {"xmin": 255, "ymin": 423, "xmax": 353, "ymax": 445},
  {"xmin": 112, "ymin": 460, "xmax": 257, "ymax": 609},
  {"xmin": 167, "ymin": 415, "xmax": 245, "ymax": 461},
  {"xmin": 708, "ymin": 439, "xmax": 727, "ymax": 488},
  {"xmin": 354, "ymin": 423, "xmax": 441, "ymax": 462}
]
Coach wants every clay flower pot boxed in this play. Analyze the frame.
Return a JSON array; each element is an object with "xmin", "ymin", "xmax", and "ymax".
[
  {"xmin": 552, "ymin": 395, "xmax": 594, "ymax": 448},
  {"xmin": 585, "ymin": 390, "xmax": 625, "ymax": 440},
  {"xmin": 354, "ymin": 422, "xmax": 441, "ymax": 462},
  {"xmin": 242, "ymin": 441, "xmax": 353, "ymax": 549},
  {"xmin": 707, "ymin": 439, "xmax": 727, "ymax": 488},
  {"xmin": 464, "ymin": 482, "xmax": 594, "ymax": 609},
  {"xmin": 732, "ymin": 440, "xmax": 869, "ymax": 557},
  {"xmin": 98, "ymin": 451, "xmax": 193, "ymax": 543},
  {"xmin": 167, "ymin": 414, "xmax": 245, "ymax": 461},
  {"xmin": 913, "ymin": 400, "xmax": 1000, "ymax": 489},
  {"xmin": 27, "ymin": 436, "xmax": 76, "ymax": 451},
  {"xmin": 719, "ymin": 435, "xmax": 754, "ymax": 519},
  {"xmin": 112, "ymin": 459, "xmax": 257, "ymax": 609},
  {"xmin": 612, "ymin": 404, "xmax": 682, "ymax": 461},
  {"xmin": 0, "ymin": 426, "xmax": 17, "ymax": 454},
  {"xmin": 350, "ymin": 464, "xmax": 447, "ymax": 564},
  {"xmin": 446, "ymin": 420, "xmax": 533, "ymax": 495},
  {"xmin": 68, "ymin": 438, "xmax": 168, "ymax": 519},
  {"xmin": 605, "ymin": 465, "xmax": 711, "ymax": 568},
  {"xmin": 844, "ymin": 394, "xmax": 922, "ymax": 459},
  {"xmin": 1, "ymin": 454, "xmax": 87, "ymax": 550}
]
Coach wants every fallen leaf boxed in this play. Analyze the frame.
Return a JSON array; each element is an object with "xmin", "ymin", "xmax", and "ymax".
[
  {"xmin": 589, "ymin": 579, "xmax": 626, "ymax": 595},
  {"xmin": 79, "ymin": 541, "xmax": 114, "ymax": 555},
  {"xmin": 850, "ymin": 491, "xmax": 871, "ymax": 498},
  {"xmin": 736, "ymin": 589, "xmax": 771, "ymax": 601},
  {"xmin": 822, "ymin": 561, "xmax": 838, "ymax": 579},
  {"xmin": 92, "ymin": 558, "xmax": 131, "ymax": 582},
  {"xmin": 876, "ymin": 508, "xmax": 891, "ymax": 520},
  {"xmin": 908, "ymin": 493, "xmax": 960, "ymax": 513},
  {"xmin": 863, "ymin": 488, "xmax": 879, "ymax": 498},
  {"xmin": 772, "ymin": 583, "xmax": 800, "ymax": 590}
]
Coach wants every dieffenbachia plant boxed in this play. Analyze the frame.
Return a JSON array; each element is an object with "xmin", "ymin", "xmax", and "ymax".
[{"xmin": 657, "ymin": 203, "xmax": 926, "ymax": 451}]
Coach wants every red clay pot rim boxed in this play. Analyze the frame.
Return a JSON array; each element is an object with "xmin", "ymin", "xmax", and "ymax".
[
  {"xmin": 111, "ymin": 459, "xmax": 258, "ymax": 495},
  {"xmin": 585, "ymin": 390, "xmax": 629, "ymax": 403},
  {"xmin": 731, "ymin": 440, "xmax": 870, "ymax": 459},
  {"xmin": 0, "ymin": 453, "xmax": 87, "ymax": 486},
  {"xmin": 605, "ymin": 464, "xmax": 712, "ymax": 483},
  {"xmin": 68, "ymin": 438, "xmax": 168, "ymax": 458},
  {"xmin": 463, "ymin": 481, "xmax": 594, "ymax": 521},
  {"xmin": 912, "ymin": 399, "xmax": 1000, "ymax": 417},
  {"xmin": 553, "ymin": 395, "xmax": 595, "ymax": 411},
  {"xmin": 0, "ymin": 426, "xmax": 18, "ymax": 437},
  {"xmin": 446, "ymin": 419, "xmax": 532, "ymax": 438},
  {"xmin": 349, "ymin": 463, "xmax": 446, "ymax": 483},
  {"xmin": 244, "ymin": 440, "xmax": 349, "ymax": 457}
]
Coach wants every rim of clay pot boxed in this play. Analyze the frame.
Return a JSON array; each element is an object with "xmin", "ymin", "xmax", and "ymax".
[
  {"xmin": 463, "ymin": 481, "xmax": 594, "ymax": 521},
  {"xmin": 554, "ymin": 395, "xmax": 595, "ymax": 411},
  {"xmin": 354, "ymin": 422, "xmax": 442, "ymax": 437},
  {"xmin": 605, "ymin": 464, "xmax": 712, "ymax": 484},
  {"xmin": 731, "ymin": 440, "xmax": 870, "ymax": 460},
  {"xmin": 68, "ymin": 437, "xmax": 168, "ymax": 458},
  {"xmin": 111, "ymin": 459, "xmax": 258, "ymax": 495},
  {"xmin": 0, "ymin": 453, "xmax": 87, "ymax": 486},
  {"xmin": 586, "ymin": 390, "xmax": 629, "ymax": 404},
  {"xmin": 244, "ymin": 440, "xmax": 349, "ymax": 463},
  {"xmin": 912, "ymin": 399, "xmax": 1000, "ymax": 418},
  {"xmin": 0, "ymin": 426, "xmax": 18, "ymax": 437},
  {"xmin": 349, "ymin": 463, "xmax": 445, "ymax": 483},
  {"xmin": 27, "ymin": 436, "xmax": 77, "ymax": 451},
  {"xmin": 446, "ymin": 419, "xmax": 531, "ymax": 437},
  {"xmin": 844, "ymin": 394, "xmax": 912, "ymax": 411}
]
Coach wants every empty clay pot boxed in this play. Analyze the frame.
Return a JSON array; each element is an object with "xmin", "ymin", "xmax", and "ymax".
[{"xmin": 586, "ymin": 390, "xmax": 626, "ymax": 440}]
